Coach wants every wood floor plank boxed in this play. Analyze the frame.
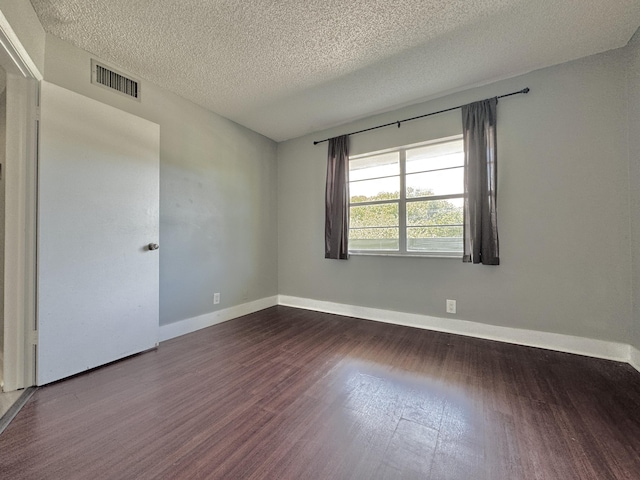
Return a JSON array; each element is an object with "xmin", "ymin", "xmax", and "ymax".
[{"xmin": 0, "ymin": 305, "xmax": 639, "ymax": 479}]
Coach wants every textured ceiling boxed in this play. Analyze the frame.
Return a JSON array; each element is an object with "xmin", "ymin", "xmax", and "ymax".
[{"xmin": 30, "ymin": 0, "xmax": 640, "ymax": 141}]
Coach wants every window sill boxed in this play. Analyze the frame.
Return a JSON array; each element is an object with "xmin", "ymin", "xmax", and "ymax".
[{"xmin": 348, "ymin": 252, "xmax": 462, "ymax": 259}]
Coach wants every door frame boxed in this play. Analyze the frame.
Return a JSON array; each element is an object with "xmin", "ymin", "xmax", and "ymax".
[{"xmin": 0, "ymin": 10, "xmax": 41, "ymax": 391}]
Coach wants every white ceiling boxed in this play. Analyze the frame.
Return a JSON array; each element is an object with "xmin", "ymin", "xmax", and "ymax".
[{"xmin": 30, "ymin": 0, "xmax": 640, "ymax": 142}]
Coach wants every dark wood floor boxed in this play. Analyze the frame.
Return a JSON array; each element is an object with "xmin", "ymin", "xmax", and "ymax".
[{"xmin": 1, "ymin": 306, "xmax": 639, "ymax": 479}]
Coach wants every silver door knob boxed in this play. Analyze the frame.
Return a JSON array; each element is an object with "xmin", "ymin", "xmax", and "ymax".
[{"xmin": 148, "ymin": 243, "xmax": 159, "ymax": 251}]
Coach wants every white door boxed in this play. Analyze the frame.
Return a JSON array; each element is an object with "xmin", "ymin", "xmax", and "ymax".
[{"xmin": 37, "ymin": 81, "xmax": 159, "ymax": 385}]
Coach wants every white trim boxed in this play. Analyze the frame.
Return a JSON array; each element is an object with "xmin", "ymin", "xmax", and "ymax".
[
  {"xmin": 3, "ymin": 75, "xmax": 38, "ymax": 391},
  {"xmin": 156, "ymin": 294, "xmax": 640, "ymax": 373},
  {"xmin": 277, "ymin": 295, "xmax": 632, "ymax": 364},
  {"xmin": 630, "ymin": 346, "xmax": 640, "ymax": 373},
  {"xmin": 0, "ymin": 7, "xmax": 41, "ymax": 392},
  {"xmin": 349, "ymin": 134, "xmax": 463, "ymax": 159},
  {"xmin": 0, "ymin": 11, "xmax": 42, "ymax": 80},
  {"xmin": 159, "ymin": 296, "xmax": 278, "ymax": 342}
]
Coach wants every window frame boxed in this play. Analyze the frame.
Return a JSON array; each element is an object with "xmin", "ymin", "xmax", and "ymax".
[{"xmin": 348, "ymin": 135, "xmax": 464, "ymax": 258}]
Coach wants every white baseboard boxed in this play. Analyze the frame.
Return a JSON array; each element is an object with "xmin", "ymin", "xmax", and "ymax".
[
  {"xmin": 630, "ymin": 346, "xmax": 640, "ymax": 373},
  {"xmin": 278, "ymin": 295, "xmax": 633, "ymax": 366},
  {"xmin": 157, "ymin": 293, "xmax": 640, "ymax": 374},
  {"xmin": 159, "ymin": 295, "xmax": 278, "ymax": 342}
]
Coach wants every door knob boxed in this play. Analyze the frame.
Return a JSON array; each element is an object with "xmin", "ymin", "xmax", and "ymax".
[{"xmin": 148, "ymin": 243, "xmax": 159, "ymax": 251}]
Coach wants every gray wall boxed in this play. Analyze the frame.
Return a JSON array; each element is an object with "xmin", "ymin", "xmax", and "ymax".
[
  {"xmin": 4, "ymin": 0, "xmax": 638, "ymax": 348},
  {"xmin": 278, "ymin": 46, "xmax": 632, "ymax": 344},
  {"xmin": 44, "ymin": 35, "xmax": 279, "ymax": 326},
  {"xmin": 629, "ymin": 30, "xmax": 640, "ymax": 352}
]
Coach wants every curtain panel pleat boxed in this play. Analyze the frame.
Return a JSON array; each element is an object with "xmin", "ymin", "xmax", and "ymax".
[
  {"xmin": 325, "ymin": 135, "xmax": 350, "ymax": 259},
  {"xmin": 462, "ymin": 98, "xmax": 500, "ymax": 265}
]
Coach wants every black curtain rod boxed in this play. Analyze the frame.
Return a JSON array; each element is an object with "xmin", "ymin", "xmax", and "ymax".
[{"xmin": 313, "ymin": 87, "xmax": 530, "ymax": 145}]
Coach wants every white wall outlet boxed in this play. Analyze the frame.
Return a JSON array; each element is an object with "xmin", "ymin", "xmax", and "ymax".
[
  {"xmin": 446, "ymin": 299, "xmax": 456, "ymax": 314},
  {"xmin": 214, "ymin": 292, "xmax": 220, "ymax": 305}
]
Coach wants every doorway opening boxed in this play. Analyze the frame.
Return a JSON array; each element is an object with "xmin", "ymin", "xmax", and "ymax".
[
  {"xmin": 0, "ymin": 10, "xmax": 41, "ymax": 425},
  {"xmin": 0, "ymin": 63, "xmax": 28, "ymax": 421}
]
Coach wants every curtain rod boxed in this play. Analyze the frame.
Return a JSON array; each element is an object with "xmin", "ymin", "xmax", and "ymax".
[{"xmin": 313, "ymin": 87, "xmax": 530, "ymax": 145}]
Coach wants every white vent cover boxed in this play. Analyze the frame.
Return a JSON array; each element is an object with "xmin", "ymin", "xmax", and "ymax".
[{"xmin": 91, "ymin": 60, "xmax": 140, "ymax": 101}]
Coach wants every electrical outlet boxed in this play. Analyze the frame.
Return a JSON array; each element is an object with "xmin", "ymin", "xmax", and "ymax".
[
  {"xmin": 446, "ymin": 299, "xmax": 456, "ymax": 314},
  {"xmin": 214, "ymin": 292, "xmax": 220, "ymax": 305}
]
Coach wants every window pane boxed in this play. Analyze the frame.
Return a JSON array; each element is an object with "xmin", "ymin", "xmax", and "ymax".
[
  {"xmin": 406, "ymin": 140, "xmax": 464, "ymax": 174},
  {"xmin": 407, "ymin": 226, "xmax": 463, "ymax": 253},
  {"xmin": 407, "ymin": 198, "xmax": 463, "ymax": 226},
  {"xmin": 349, "ymin": 152, "xmax": 399, "ymax": 181},
  {"xmin": 406, "ymin": 167, "xmax": 463, "ymax": 198},
  {"xmin": 350, "ymin": 203, "xmax": 398, "ymax": 228},
  {"xmin": 350, "ymin": 176, "xmax": 400, "ymax": 203},
  {"xmin": 349, "ymin": 228, "xmax": 399, "ymax": 251}
]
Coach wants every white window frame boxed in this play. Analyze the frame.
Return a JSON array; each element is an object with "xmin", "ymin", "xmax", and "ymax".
[{"xmin": 348, "ymin": 134, "xmax": 464, "ymax": 258}]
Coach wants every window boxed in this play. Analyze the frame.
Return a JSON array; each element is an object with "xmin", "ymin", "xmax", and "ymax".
[{"xmin": 348, "ymin": 135, "xmax": 464, "ymax": 257}]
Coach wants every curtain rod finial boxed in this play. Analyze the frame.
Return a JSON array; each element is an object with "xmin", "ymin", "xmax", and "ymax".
[{"xmin": 523, "ymin": 87, "xmax": 530, "ymax": 94}]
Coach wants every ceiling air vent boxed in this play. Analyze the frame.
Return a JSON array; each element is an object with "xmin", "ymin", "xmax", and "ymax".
[{"xmin": 91, "ymin": 60, "xmax": 140, "ymax": 101}]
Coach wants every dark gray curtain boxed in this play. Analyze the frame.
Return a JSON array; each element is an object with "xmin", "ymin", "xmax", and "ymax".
[
  {"xmin": 325, "ymin": 135, "xmax": 350, "ymax": 259},
  {"xmin": 462, "ymin": 98, "xmax": 499, "ymax": 265}
]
